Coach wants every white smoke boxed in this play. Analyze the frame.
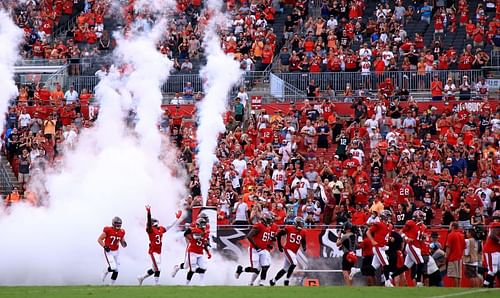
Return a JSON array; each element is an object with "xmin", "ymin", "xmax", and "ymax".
[
  {"xmin": 0, "ymin": 2, "xmax": 188, "ymax": 285},
  {"xmin": 196, "ymin": 0, "xmax": 243, "ymax": 204},
  {"xmin": 0, "ymin": 9, "xmax": 23, "ymax": 129},
  {"xmin": 0, "ymin": 0, "xmax": 267, "ymax": 286}
]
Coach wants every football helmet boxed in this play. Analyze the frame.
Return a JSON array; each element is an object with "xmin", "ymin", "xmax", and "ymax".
[
  {"xmin": 493, "ymin": 210, "xmax": 500, "ymax": 220},
  {"xmin": 112, "ymin": 216, "xmax": 122, "ymax": 229},
  {"xmin": 261, "ymin": 212, "xmax": 273, "ymax": 225},
  {"xmin": 294, "ymin": 216, "xmax": 305, "ymax": 229},
  {"xmin": 196, "ymin": 217, "xmax": 207, "ymax": 229},
  {"xmin": 379, "ymin": 210, "xmax": 392, "ymax": 221},
  {"xmin": 199, "ymin": 212, "xmax": 209, "ymax": 223},
  {"xmin": 151, "ymin": 218, "xmax": 159, "ymax": 227},
  {"xmin": 413, "ymin": 210, "xmax": 425, "ymax": 222}
]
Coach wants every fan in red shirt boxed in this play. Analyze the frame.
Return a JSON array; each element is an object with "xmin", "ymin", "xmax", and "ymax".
[
  {"xmin": 446, "ymin": 222, "xmax": 466, "ymax": 287},
  {"xmin": 342, "ymin": 153, "xmax": 360, "ymax": 177},
  {"xmin": 483, "ymin": 211, "xmax": 500, "ymax": 287},
  {"xmin": 270, "ymin": 217, "xmax": 307, "ymax": 286},
  {"xmin": 390, "ymin": 210, "xmax": 426, "ymax": 286},
  {"xmin": 366, "ymin": 210, "xmax": 393, "ymax": 287},
  {"xmin": 235, "ymin": 212, "xmax": 273, "ymax": 286},
  {"xmin": 97, "ymin": 216, "xmax": 127, "ymax": 285},
  {"xmin": 138, "ymin": 206, "xmax": 182, "ymax": 286}
]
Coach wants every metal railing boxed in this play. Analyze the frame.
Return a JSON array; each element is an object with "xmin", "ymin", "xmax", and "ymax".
[
  {"xmin": 0, "ymin": 159, "xmax": 15, "ymax": 194},
  {"xmin": 275, "ymin": 69, "xmax": 485, "ymax": 92},
  {"xmin": 15, "ymin": 59, "xmax": 68, "ymax": 66},
  {"xmin": 491, "ymin": 50, "xmax": 500, "ymax": 67}
]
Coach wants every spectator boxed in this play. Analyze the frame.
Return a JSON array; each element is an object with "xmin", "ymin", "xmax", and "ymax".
[
  {"xmin": 64, "ymin": 85, "xmax": 79, "ymax": 105},
  {"xmin": 446, "ymin": 222, "xmax": 465, "ymax": 287}
]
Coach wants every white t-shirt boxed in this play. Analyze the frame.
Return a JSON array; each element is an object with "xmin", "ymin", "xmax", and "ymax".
[
  {"xmin": 382, "ymin": 50, "xmax": 394, "ymax": 66},
  {"xmin": 237, "ymin": 91, "xmax": 249, "ymax": 108},
  {"xmin": 234, "ymin": 202, "xmax": 249, "ymax": 221},
  {"xmin": 364, "ymin": 118, "xmax": 378, "ymax": 135},
  {"xmin": 18, "ymin": 113, "xmax": 31, "ymax": 128},
  {"xmin": 232, "ymin": 159, "xmax": 247, "ymax": 177},
  {"xmin": 64, "ymin": 90, "xmax": 79, "ymax": 103}
]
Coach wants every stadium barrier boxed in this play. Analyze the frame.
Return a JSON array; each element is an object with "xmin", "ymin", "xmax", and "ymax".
[
  {"xmin": 215, "ymin": 225, "xmax": 487, "ymax": 287},
  {"xmin": 274, "ymin": 70, "xmax": 485, "ymax": 93}
]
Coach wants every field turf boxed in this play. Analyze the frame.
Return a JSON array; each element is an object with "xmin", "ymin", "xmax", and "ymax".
[{"xmin": 0, "ymin": 286, "xmax": 499, "ymax": 298}]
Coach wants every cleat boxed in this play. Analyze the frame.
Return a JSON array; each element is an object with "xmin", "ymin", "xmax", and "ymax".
[
  {"xmin": 384, "ymin": 280, "xmax": 394, "ymax": 288},
  {"xmin": 172, "ymin": 265, "xmax": 180, "ymax": 278},
  {"xmin": 235, "ymin": 265, "xmax": 243, "ymax": 279},
  {"xmin": 349, "ymin": 267, "xmax": 361, "ymax": 280},
  {"xmin": 270, "ymin": 279, "xmax": 276, "ymax": 286},
  {"xmin": 259, "ymin": 281, "xmax": 265, "ymax": 286},
  {"xmin": 137, "ymin": 276, "xmax": 144, "ymax": 286},
  {"xmin": 416, "ymin": 282, "xmax": 424, "ymax": 287},
  {"xmin": 284, "ymin": 280, "xmax": 289, "ymax": 286}
]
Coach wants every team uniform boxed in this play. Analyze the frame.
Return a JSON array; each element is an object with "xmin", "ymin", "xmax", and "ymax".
[
  {"xmin": 391, "ymin": 211, "xmax": 427, "ymax": 286},
  {"xmin": 270, "ymin": 218, "xmax": 307, "ymax": 286},
  {"xmin": 102, "ymin": 226, "xmax": 126, "ymax": 272},
  {"xmin": 99, "ymin": 217, "xmax": 126, "ymax": 285},
  {"xmin": 248, "ymin": 222, "xmax": 272, "ymax": 270},
  {"xmin": 236, "ymin": 214, "xmax": 274, "ymax": 286},
  {"xmin": 138, "ymin": 208, "xmax": 180, "ymax": 285},
  {"xmin": 367, "ymin": 210, "xmax": 394, "ymax": 287},
  {"xmin": 483, "ymin": 221, "xmax": 500, "ymax": 287}
]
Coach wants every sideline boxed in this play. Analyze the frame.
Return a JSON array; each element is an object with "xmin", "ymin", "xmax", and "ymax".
[{"xmin": 428, "ymin": 288, "xmax": 500, "ymax": 298}]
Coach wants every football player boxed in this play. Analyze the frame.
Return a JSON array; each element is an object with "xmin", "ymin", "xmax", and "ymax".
[
  {"xmin": 366, "ymin": 210, "xmax": 393, "ymax": 287},
  {"xmin": 97, "ymin": 216, "xmax": 127, "ymax": 285},
  {"xmin": 391, "ymin": 210, "xmax": 427, "ymax": 287},
  {"xmin": 270, "ymin": 217, "xmax": 307, "ymax": 286},
  {"xmin": 235, "ymin": 212, "xmax": 274, "ymax": 286},
  {"xmin": 183, "ymin": 217, "xmax": 211, "ymax": 285},
  {"xmin": 483, "ymin": 210, "xmax": 500, "ymax": 288},
  {"xmin": 172, "ymin": 212, "xmax": 211, "ymax": 278},
  {"xmin": 137, "ymin": 206, "xmax": 182, "ymax": 285}
]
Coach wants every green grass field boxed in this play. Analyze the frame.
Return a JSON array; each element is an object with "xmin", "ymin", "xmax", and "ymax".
[{"xmin": 0, "ymin": 286, "xmax": 498, "ymax": 298}]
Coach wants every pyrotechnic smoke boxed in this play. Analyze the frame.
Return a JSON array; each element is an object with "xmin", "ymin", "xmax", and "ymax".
[
  {"xmin": 196, "ymin": 0, "xmax": 243, "ymax": 204},
  {"xmin": 0, "ymin": 9, "xmax": 23, "ymax": 129},
  {"xmin": 0, "ymin": 1, "xmax": 187, "ymax": 285}
]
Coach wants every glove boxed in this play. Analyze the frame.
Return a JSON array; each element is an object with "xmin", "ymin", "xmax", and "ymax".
[
  {"xmin": 104, "ymin": 246, "xmax": 110, "ymax": 252},
  {"xmin": 145, "ymin": 205, "xmax": 151, "ymax": 212},
  {"xmin": 278, "ymin": 246, "xmax": 284, "ymax": 253},
  {"xmin": 207, "ymin": 252, "xmax": 212, "ymax": 259},
  {"xmin": 175, "ymin": 210, "xmax": 182, "ymax": 219}
]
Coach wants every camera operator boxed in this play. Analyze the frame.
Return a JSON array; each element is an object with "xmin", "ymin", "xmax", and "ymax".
[
  {"xmin": 464, "ymin": 228, "xmax": 483, "ymax": 287},
  {"xmin": 336, "ymin": 222, "xmax": 359, "ymax": 286}
]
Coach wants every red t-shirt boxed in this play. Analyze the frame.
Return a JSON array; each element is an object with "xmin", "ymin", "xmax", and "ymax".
[{"xmin": 446, "ymin": 230, "xmax": 465, "ymax": 261}]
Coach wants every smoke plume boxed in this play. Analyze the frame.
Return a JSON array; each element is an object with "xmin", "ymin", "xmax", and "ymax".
[
  {"xmin": 0, "ymin": 9, "xmax": 23, "ymax": 129},
  {"xmin": 196, "ymin": 0, "xmax": 243, "ymax": 204}
]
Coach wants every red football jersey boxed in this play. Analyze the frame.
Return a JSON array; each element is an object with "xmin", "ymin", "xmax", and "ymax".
[
  {"xmin": 103, "ymin": 226, "xmax": 126, "ymax": 251},
  {"xmin": 402, "ymin": 220, "xmax": 427, "ymax": 248},
  {"xmin": 250, "ymin": 222, "xmax": 271, "ymax": 250},
  {"xmin": 369, "ymin": 221, "xmax": 389, "ymax": 247},
  {"xmin": 483, "ymin": 222, "xmax": 500, "ymax": 253},
  {"xmin": 147, "ymin": 226, "xmax": 167, "ymax": 254},
  {"xmin": 187, "ymin": 227, "xmax": 209, "ymax": 254},
  {"xmin": 283, "ymin": 225, "xmax": 306, "ymax": 253}
]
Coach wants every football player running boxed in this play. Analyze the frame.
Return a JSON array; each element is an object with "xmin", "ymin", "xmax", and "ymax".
[
  {"xmin": 97, "ymin": 216, "xmax": 127, "ymax": 285},
  {"xmin": 235, "ymin": 212, "xmax": 274, "ymax": 286},
  {"xmin": 391, "ymin": 210, "xmax": 427, "ymax": 287},
  {"xmin": 270, "ymin": 216, "xmax": 307, "ymax": 286},
  {"xmin": 366, "ymin": 210, "xmax": 393, "ymax": 287},
  {"xmin": 183, "ymin": 217, "xmax": 211, "ymax": 285},
  {"xmin": 172, "ymin": 212, "xmax": 211, "ymax": 278},
  {"xmin": 137, "ymin": 206, "xmax": 182, "ymax": 286},
  {"xmin": 483, "ymin": 210, "xmax": 500, "ymax": 288}
]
